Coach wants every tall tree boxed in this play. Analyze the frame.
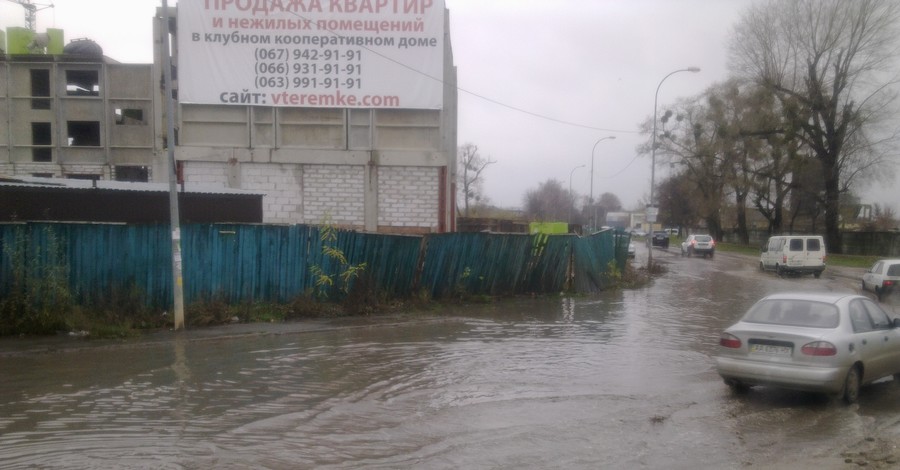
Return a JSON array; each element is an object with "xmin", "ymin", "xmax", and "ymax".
[
  {"xmin": 597, "ymin": 192, "xmax": 623, "ymax": 213},
  {"xmin": 523, "ymin": 179, "xmax": 575, "ymax": 222},
  {"xmin": 654, "ymin": 96, "xmax": 728, "ymax": 240},
  {"xmin": 730, "ymin": 0, "xmax": 900, "ymax": 253},
  {"xmin": 456, "ymin": 143, "xmax": 496, "ymax": 217}
]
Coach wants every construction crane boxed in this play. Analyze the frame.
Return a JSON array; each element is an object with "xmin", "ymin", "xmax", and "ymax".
[{"xmin": 6, "ymin": 0, "xmax": 54, "ymax": 32}]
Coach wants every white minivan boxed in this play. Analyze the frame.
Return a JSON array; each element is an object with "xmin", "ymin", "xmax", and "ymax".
[{"xmin": 759, "ymin": 235, "xmax": 827, "ymax": 278}]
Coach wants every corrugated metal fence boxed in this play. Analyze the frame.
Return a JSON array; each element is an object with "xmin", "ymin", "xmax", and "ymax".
[{"xmin": 0, "ymin": 223, "xmax": 628, "ymax": 307}]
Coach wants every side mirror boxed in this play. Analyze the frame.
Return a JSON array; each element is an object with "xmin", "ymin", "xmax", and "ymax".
[{"xmin": 893, "ymin": 317, "xmax": 900, "ymax": 329}]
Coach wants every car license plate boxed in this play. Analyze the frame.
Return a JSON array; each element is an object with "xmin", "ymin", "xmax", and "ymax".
[{"xmin": 750, "ymin": 344, "xmax": 792, "ymax": 357}]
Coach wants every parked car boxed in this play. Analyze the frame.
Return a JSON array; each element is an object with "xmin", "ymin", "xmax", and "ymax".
[
  {"xmin": 628, "ymin": 242, "xmax": 636, "ymax": 258},
  {"xmin": 648, "ymin": 231, "xmax": 669, "ymax": 249},
  {"xmin": 714, "ymin": 292, "xmax": 900, "ymax": 404},
  {"xmin": 862, "ymin": 259, "xmax": 900, "ymax": 302},
  {"xmin": 681, "ymin": 234, "xmax": 715, "ymax": 258},
  {"xmin": 759, "ymin": 235, "xmax": 826, "ymax": 278}
]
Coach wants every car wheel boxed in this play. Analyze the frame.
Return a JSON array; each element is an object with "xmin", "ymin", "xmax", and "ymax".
[
  {"xmin": 842, "ymin": 366, "xmax": 861, "ymax": 405},
  {"xmin": 687, "ymin": 247, "xmax": 692, "ymax": 257},
  {"xmin": 876, "ymin": 287, "xmax": 883, "ymax": 302},
  {"xmin": 776, "ymin": 265, "xmax": 784, "ymax": 278},
  {"xmin": 759, "ymin": 262, "xmax": 765, "ymax": 272},
  {"xmin": 709, "ymin": 252, "xmax": 714, "ymax": 259},
  {"xmin": 724, "ymin": 378, "xmax": 750, "ymax": 394},
  {"xmin": 813, "ymin": 271, "xmax": 822, "ymax": 279},
  {"xmin": 862, "ymin": 280, "xmax": 867, "ymax": 292}
]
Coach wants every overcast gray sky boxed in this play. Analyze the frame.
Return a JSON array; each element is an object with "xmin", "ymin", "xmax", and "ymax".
[{"xmin": 2, "ymin": 0, "xmax": 896, "ymax": 212}]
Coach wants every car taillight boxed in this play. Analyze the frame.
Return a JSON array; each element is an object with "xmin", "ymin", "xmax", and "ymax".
[
  {"xmin": 783, "ymin": 255, "xmax": 787, "ymax": 264},
  {"xmin": 691, "ymin": 240, "xmax": 697, "ymax": 246},
  {"xmin": 719, "ymin": 333, "xmax": 741, "ymax": 349},
  {"xmin": 710, "ymin": 240, "xmax": 716, "ymax": 247},
  {"xmin": 885, "ymin": 280, "xmax": 894, "ymax": 287},
  {"xmin": 801, "ymin": 341, "xmax": 837, "ymax": 356}
]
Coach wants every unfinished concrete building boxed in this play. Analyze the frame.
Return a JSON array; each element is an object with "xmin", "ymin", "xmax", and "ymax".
[{"xmin": 0, "ymin": 27, "xmax": 157, "ymax": 184}]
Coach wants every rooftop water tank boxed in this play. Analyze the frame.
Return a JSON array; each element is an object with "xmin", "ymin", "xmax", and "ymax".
[{"xmin": 63, "ymin": 38, "xmax": 103, "ymax": 57}]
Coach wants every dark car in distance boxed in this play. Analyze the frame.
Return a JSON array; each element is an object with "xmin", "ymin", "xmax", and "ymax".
[{"xmin": 648, "ymin": 230, "xmax": 669, "ymax": 249}]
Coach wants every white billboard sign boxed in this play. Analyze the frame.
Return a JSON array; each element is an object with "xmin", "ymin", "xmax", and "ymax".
[{"xmin": 177, "ymin": 0, "xmax": 445, "ymax": 109}]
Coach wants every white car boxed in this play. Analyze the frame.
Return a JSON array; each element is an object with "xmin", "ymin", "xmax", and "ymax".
[
  {"xmin": 862, "ymin": 259, "xmax": 900, "ymax": 302},
  {"xmin": 715, "ymin": 291, "xmax": 900, "ymax": 404}
]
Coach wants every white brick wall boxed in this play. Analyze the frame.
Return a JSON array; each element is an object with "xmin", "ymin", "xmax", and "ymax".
[
  {"xmin": 182, "ymin": 161, "xmax": 438, "ymax": 230},
  {"xmin": 303, "ymin": 165, "xmax": 364, "ymax": 226},
  {"xmin": 243, "ymin": 163, "xmax": 304, "ymax": 224},
  {"xmin": 378, "ymin": 166, "xmax": 438, "ymax": 228},
  {"xmin": 183, "ymin": 162, "xmax": 229, "ymax": 186}
]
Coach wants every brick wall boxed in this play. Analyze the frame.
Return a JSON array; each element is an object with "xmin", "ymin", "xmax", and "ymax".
[
  {"xmin": 378, "ymin": 166, "xmax": 438, "ymax": 230},
  {"xmin": 183, "ymin": 161, "xmax": 436, "ymax": 230},
  {"xmin": 241, "ymin": 163, "xmax": 305, "ymax": 224},
  {"xmin": 302, "ymin": 164, "xmax": 364, "ymax": 226}
]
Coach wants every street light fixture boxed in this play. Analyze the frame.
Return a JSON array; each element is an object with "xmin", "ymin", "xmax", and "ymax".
[
  {"xmin": 568, "ymin": 164, "xmax": 585, "ymax": 225},
  {"xmin": 648, "ymin": 66, "xmax": 700, "ymax": 270},
  {"xmin": 590, "ymin": 135, "xmax": 616, "ymax": 230}
]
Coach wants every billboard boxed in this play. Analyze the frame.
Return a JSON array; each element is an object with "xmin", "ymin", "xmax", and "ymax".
[{"xmin": 177, "ymin": 0, "xmax": 445, "ymax": 109}]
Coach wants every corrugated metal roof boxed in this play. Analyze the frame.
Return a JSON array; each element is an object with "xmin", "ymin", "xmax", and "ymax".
[{"xmin": 0, "ymin": 175, "xmax": 266, "ymax": 196}]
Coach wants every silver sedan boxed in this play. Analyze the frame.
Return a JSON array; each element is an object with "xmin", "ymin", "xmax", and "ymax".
[{"xmin": 714, "ymin": 292, "xmax": 900, "ymax": 404}]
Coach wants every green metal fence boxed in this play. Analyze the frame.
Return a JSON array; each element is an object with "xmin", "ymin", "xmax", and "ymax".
[{"xmin": 0, "ymin": 222, "xmax": 627, "ymax": 308}]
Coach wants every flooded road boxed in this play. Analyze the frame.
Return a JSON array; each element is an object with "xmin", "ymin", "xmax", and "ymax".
[{"xmin": 2, "ymin": 244, "xmax": 900, "ymax": 469}]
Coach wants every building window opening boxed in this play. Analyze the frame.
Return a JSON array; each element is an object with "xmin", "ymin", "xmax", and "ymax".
[
  {"xmin": 115, "ymin": 166, "xmax": 150, "ymax": 182},
  {"xmin": 66, "ymin": 121, "xmax": 101, "ymax": 146},
  {"xmin": 31, "ymin": 122, "xmax": 52, "ymax": 162},
  {"xmin": 115, "ymin": 108, "xmax": 145, "ymax": 125},
  {"xmin": 65, "ymin": 70, "xmax": 100, "ymax": 96},
  {"xmin": 66, "ymin": 174, "xmax": 99, "ymax": 181},
  {"xmin": 30, "ymin": 69, "xmax": 51, "ymax": 109}
]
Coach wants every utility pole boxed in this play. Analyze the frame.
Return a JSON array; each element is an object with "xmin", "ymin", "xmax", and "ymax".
[{"xmin": 161, "ymin": 0, "xmax": 185, "ymax": 330}]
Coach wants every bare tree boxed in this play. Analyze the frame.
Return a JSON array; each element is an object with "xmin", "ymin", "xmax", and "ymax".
[
  {"xmin": 730, "ymin": 0, "xmax": 900, "ymax": 253},
  {"xmin": 456, "ymin": 143, "xmax": 496, "ymax": 217}
]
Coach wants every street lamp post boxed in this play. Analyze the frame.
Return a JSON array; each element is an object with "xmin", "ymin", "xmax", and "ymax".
[
  {"xmin": 568, "ymin": 164, "xmax": 585, "ymax": 225},
  {"xmin": 590, "ymin": 135, "xmax": 616, "ymax": 231},
  {"xmin": 648, "ymin": 66, "xmax": 700, "ymax": 270}
]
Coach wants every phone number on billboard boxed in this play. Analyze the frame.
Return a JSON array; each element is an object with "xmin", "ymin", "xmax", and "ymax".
[
  {"xmin": 255, "ymin": 76, "xmax": 363, "ymax": 89},
  {"xmin": 255, "ymin": 62, "xmax": 362, "ymax": 76},
  {"xmin": 254, "ymin": 48, "xmax": 362, "ymax": 62}
]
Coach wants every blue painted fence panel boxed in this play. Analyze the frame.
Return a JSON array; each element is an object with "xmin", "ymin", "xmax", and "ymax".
[{"xmin": 0, "ymin": 223, "xmax": 624, "ymax": 308}]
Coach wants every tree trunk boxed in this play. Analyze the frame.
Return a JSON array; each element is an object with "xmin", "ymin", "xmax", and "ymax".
[{"xmin": 735, "ymin": 192, "xmax": 749, "ymax": 245}]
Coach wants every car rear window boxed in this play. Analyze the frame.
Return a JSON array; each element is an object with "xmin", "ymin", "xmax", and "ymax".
[
  {"xmin": 696, "ymin": 236, "xmax": 712, "ymax": 242},
  {"xmin": 742, "ymin": 299, "xmax": 839, "ymax": 328},
  {"xmin": 807, "ymin": 238, "xmax": 821, "ymax": 251},
  {"xmin": 888, "ymin": 264, "xmax": 900, "ymax": 276}
]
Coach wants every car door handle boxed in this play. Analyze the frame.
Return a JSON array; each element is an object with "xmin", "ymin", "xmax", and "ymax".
[{"xmin": 862, "ymin": 339, "xmax": 868, "ymax": 345}]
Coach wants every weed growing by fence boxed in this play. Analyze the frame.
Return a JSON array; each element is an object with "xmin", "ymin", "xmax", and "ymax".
[{"xmin": 310, "ymin": 222, "xmax": 368, "ymax": 301}]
